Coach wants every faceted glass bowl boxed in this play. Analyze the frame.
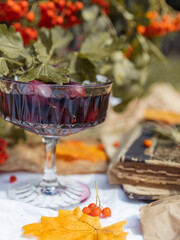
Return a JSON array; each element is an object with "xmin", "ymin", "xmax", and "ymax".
[{"xmin": 0, "ymin": 76, "xmax": 113, "ymax": 209}]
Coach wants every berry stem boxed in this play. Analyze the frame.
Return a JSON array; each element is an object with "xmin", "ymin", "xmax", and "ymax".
[{"xmin": 95, "ymin": 181, "xmax": 102, "ymax": 208}]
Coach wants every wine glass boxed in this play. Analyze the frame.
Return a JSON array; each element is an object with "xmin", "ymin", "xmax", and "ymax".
[{"xmin": 0, "ymin": 76, "xmax": 113, "ymax": 209}]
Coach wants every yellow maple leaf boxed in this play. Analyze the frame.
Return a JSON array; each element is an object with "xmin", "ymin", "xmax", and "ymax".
[{"xmin": 23, "ymin": 207, "xmax": 128, "ymax": 240}]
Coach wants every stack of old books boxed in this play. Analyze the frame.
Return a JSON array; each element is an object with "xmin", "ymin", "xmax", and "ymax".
[{"xmin": 108, "ymin": 121, "xmax": 180, "ymax": 200}]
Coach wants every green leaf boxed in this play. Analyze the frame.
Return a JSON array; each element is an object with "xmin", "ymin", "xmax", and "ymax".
[
  {"xmin": 49, "ymin": 26, "xmax": 73, "ymax": 57},
  {"xmin": 20, "ymin": 63, "xmax": 69, "ymax": 84},
  {"xmin": 80, "ymin": 33, "xmax": 123, "ymax": 61},
  {"xmin": 75, "ymin": 53, "xmax": 96, "ymax": 80},
  {"xmin": 0, "ymin": 57, "xmax": 9, "ymax": 76},
  {"xmin": 38, "ymin": 28, "xmax": 52, "ymax": 54},
  {"xmin": 0, "ymin": 24, "xmax": 24, "ymax": 58},
  {"xmin": 81, "ymin": 32, "xmax": 110, "ymax": 54},
  {"xmin": 34, "ymin": 39, "xmax": 50, "ymax": 63},
  {"xmin": 147, "ymin": 39, "xmax": 167, "ymax": 65}
]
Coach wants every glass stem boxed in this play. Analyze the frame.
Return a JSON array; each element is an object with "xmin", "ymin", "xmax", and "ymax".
[{"xmin": 40, "ymin": 137, "xmax": 59, "ymax": 194}]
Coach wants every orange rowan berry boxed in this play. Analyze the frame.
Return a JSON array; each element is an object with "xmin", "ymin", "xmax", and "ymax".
[
  {"xmin": 56, "ymin": 16, "xmax": 64, "ymax": 25},
  {"xmin": 12, "ymin": 3, "xmax": 21, "ymax": 13},
  {"xmin": 57, "ymin": 0, "xmax": 66, "ymax": 8},
  {"xmin": 98, "ymin": 143, "xmax": 105, "ymax": 151},
  {"xmin": 146, "ymin": 11, "xmax": 158, "ymax": 22},
  {"xmin": 82, "ymin": 207, "xmax": 92, "ymax": 215},
  {"xmin": 88, "ymin": 203, "xmax": 97, "ymax": 210},
  {"xmin": 13, "ymin": 22, "xmax": 22, "ymax": 30},
  {"xmin": 91, "ymin": 207, "xmax": 101, "ymax": 218},
  {"xmin": 137, "ymin": 25, "xmax": 146, "ymax": 35},
  {"xmin": 6, "ymin": 0, "xmax": 14, "ymax": 8},
  {"xmin": 102, "ymin": 207, "xmax": 111, "ymax": 218},
  {"xmin": 10, "ymin": 175, "xmax": 17, "ymax": 183},
  {"xmin": 64, "ymin": 9, "xmax": 71, "ymax": 16},
  {"xmin": 19, "ymin": 0, "xmax": 28, "ymax": 10},
  {"xmin": 47, "ymin": 1, "xmax": 55, "ymax": 9},
  {"xmin": 113, "ymin": 141, "xmax": 120, "ymax": 148},
  {"xmin": 66, "ymin": 1, "xmax": 73, "ymax": 8},
  {"xmin": 144, "ymin": 139, "xmax": 152, "ymax": 147},
  {"xmin": 75, "ymin": 1, "xmax": 83, "ymax": 10},
  {"xmin": 26, "ymin": 11, "xmax": 35, "ymax": 22},
  {"xmin": 47, "ymin": 9, "xmax": 55, "ymax": 18}
]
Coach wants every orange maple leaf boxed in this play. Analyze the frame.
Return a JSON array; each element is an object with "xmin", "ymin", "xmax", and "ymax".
[{"xmin": 23, "ymin": 207, "xmax": 128, "ymax": 240}]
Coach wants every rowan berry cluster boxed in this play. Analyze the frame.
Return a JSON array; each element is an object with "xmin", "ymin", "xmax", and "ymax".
[
  {"xmin": 13, "ymin": 22, "xmax": 37, "ymax": 46},
  {"xmin": 82, "ymin": 181, "xmax": 111, "ymax": 219},
  {"xmin": 0, "ymin": 0, "xmax": 37, "ymax": 45},
  {"xmin": 0, "ymin": 0, "xmax": 83, "ymax": 45},
  {"xmin": 0, "ymin": 0, "xmax": 28, "ymax": 22},
  {"xmin": 90, "ymin": 0, "xmax": 110, "ymax": 14},
  {"xmin": 0, "ymin": 139, "xmax": 8, "ymax": 164},
  {"xmin": 39, "ymin": 0, "xmax": 83, "ymax": 29},
  {"xmin": 83, "ymin": 203, "xmax": 111, "ymax": 218},
  {"xmin": 138, "ymin": 11, "xmax": 180, "ymax": 37}
]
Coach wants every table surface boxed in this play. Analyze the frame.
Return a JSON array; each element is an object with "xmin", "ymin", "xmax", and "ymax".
[{"xmin": 0, "ymin": 172, "xmax": 145, "ymax": 240}]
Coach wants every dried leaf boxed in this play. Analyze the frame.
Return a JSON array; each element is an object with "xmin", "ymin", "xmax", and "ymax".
[
  {"xmin": 145, "ymin": 109, "xmax": 180, "ymax": 125},
  {"xmin": 56, "ymin": 140, "xmax": 107, "ymax": 162},
  {"xmin": 23, "ymin": 207, "xmax": 127, "ymax": 240}
]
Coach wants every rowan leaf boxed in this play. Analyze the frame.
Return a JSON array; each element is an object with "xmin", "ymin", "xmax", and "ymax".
[
  {"xmin": 23, "ymin": 207, "xmax": 128, "ymax": 240},
  {"xmin": 0, "ymin": 24, "xmax": 24, "ymax": 58},
  {"xmin": 0, "ymin": 57, "xmax": 9, "ymax": 76},
  {"xmin": 80, "ymin": 33, "xmax": 123, "ymax": 61},
  {"xmin": 38, "ymin": 28, "xmax": 52, "ymax": 54},
  {"xmin": 20, "ymin": 63, "xmax": 69, "ymax": 84},
  {"xmin": 49, "ymin": 26, "xmax": 73, "ymax": 57},
  {"xmin": 34, "ymin": 39, "xmax": 50, "ymax": 63}
]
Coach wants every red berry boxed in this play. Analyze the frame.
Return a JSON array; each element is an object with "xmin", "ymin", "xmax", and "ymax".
[
  {"xmin": 10, "ymin": 175, "xmax": 17, "ymax": 183},
  {"xmin": 19, "ymin": 0, "xmax": 28, "ymax": 10},
  {"xmin": 13, "ymin": 22, "xmax": 22, "ymax": 30},
  {"xmin": 0, "ymin": 158, "xmax": 5, "ymax": 164},
  {"xmin": 113, "ymin": 141, "xmax": 120, "ymax": 148},
  {"xmin": 56, "ymin": 16, "xmax": 64, "ymax": 25},
  {"xmin": 6, "ymin": 0, "xmax": 14, "ymax": 8},
  {"xmin": 98, "ymin": 143, "xmax": 105, "ymax": 151},
  {"xmin": 23, "ymin": 80, "xmax": 52, "ymax": 98},
  {"xmin": 82, "ymin": 207, "xmax": 92, "ymax": 215},
  {"xmin": 144, "ymin": 139, "xmax": 152, "ymax": 147},
  {"xmin": 26, "ymin": 11, "xmax": 35, "ymax": 22},
  {"xmin": 88, "ymin": 203, "xmax": 97, "ymax": 210},
  {"xmin": 46, "ymin": 1, "xmax": 55, "ymax": 9},
  {"xmin": 102, "ymin": 207, "xmax": 111, "ymax": 218},
  {"xmin": 65, "ymin": 82, "xmax": 86, "ymax": 98},
  {"xmin": 91, "ymin": 207, "xmax": 101, "ymax": 218},
  {"xmin": 75, "ymin": 1, "xmax": 83, "ymax": 10}
]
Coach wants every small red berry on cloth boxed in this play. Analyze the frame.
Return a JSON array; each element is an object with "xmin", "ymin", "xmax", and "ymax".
[{"xmin": 10, "ymin": 175, "xmax": 17, "ymax": 183}]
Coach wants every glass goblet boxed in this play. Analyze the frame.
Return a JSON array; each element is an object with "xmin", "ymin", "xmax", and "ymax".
[{"xmin": 0, "ymin": 76, "xmax": 112, "ymax": 209}]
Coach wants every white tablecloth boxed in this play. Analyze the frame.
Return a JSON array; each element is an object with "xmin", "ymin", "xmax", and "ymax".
[{"xmin": 0, "ymin": 172, "xmax": 145, "ymax": 240}]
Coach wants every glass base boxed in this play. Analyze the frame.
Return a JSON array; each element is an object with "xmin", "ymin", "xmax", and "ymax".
[{"xmin": 8, "ymin": 177, "xmax": 90, "ymax": 210}]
